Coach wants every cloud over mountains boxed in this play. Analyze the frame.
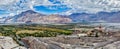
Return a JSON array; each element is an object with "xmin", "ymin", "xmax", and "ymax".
[{"xmin": 0, "ymin": 0, "xmax": 120, "ymax": 17}]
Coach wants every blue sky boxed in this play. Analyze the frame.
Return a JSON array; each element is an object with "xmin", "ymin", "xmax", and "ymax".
[
  {"xmin": 33, "ymin": 0, "xmax": 70, "ymax": 14},
  {"xmin": 0, "ymin": 0, "xmax": 120, "ymax": 17},
  {"xmin": 0, "ymin": 10, "xmax": 9, "ymax": 14},
  {"xmin": 0, "ymin": 10, "xmax": 5, "ymax": 14},
  {"xmin": 33, "ymin": 5, "xmax": 71, "ymax": 14}
]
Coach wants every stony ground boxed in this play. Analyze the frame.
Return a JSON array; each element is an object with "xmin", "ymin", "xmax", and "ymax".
[{"xmin": 22, "ymin": 32, "xmax": 120, "ymax": 49}]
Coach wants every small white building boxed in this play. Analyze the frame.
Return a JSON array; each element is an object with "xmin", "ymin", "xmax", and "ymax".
[{"xmin": 77, "ymin": 33, "xmax": 87, "ymax": 37}]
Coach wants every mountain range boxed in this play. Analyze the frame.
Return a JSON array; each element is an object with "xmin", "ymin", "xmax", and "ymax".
[
  {"xmin": 2, "ymin": 10, "xmax": 72, "ymax": 24},
  {"xmin": 70, "ymin": 11, "xmax": 120, "ymax": 23},
  {"xmin": 0, "ymin": 10, "xmax": 120, "ymax": 24}
]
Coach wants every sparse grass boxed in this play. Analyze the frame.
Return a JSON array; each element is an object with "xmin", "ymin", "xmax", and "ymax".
[
  {"xmin": 16, "ymin": 30, "xmax": 42, "ymax": 34},
  {"xmin": 0, "ymin": 33, "xmax": 2, "ymax": 36}
]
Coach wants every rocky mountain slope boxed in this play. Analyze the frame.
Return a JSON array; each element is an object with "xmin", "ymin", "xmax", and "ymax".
[
  {"xmin": 4, "ymin": 10, "xmax": 72, "ymax": 24},
  {"xmin": 69, "ymin": 11, "xmax": 120, "ymax": 23},
  {"xmin": 1, "ymin": 10, "xmax": 120, "ymax": 24}
]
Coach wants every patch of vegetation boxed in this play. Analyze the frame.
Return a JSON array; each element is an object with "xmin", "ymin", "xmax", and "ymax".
[
  {"xmin": 0, "ymin": 24, "xmax": 96, "ymax": 46},
  {"xmin": 0, "ymin": 24, "xmax": 73, "ymax": 38},
  {"xmin": 0, "ymin": 24, "xmax": 73, "ymax": 46}
]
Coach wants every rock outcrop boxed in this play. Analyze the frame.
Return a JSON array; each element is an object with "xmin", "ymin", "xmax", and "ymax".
[{"xmin": 0, "ymin": 36, "xmax": 26, "ymax": 49}]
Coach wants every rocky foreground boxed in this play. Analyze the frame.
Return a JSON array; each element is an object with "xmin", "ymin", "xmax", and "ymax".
[
  {"xmin": 0, "ymin": 35, "xmax": 120, "ymax": 49},
  {"xmin": 21, "ymin": 34, "xmax": 120, "ymax": 49},
  {"xmin": 0, "ymin": 36, "xmax": 26, "ymax": 49},
  {"xmin": 0, "ymin": 32, "xmax": 120, "ymax": 49}
]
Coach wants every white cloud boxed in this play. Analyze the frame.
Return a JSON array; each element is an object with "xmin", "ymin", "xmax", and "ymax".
[
  {"xmin": 0, "ymin": 0, "xmax": 18, "ymax": 5},
  {"xmin": 0, "ymin": 0, "xmax": 120, "ymax": 17},
  {"xmin": 9, "ymin": 13, "xmax": 15, "ymax": 16},
  {"xmin": 60, "ymin": 0, "xmax": 120, "ymax": 13}
]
